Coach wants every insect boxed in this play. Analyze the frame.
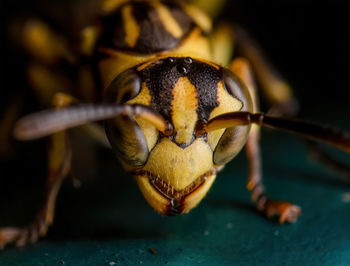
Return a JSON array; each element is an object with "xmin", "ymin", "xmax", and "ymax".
[{"xmin": 0, "ymin": 0, "xmax": 349, "ymax": 249}]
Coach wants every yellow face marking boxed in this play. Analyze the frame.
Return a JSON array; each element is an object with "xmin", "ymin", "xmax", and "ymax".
[
  {"xmin": 171, "ymin": 77, "xmax": 198, "ymax": 145},
  {"xmin": 127, "ymin": 82, "xmax": 152, "ymax": 106},
  {"xmin": 210, "ymin": 81, "xmax": 243, "ymax": 119},
  {"xmin": 122, "ymin": 4, "xmax": 140, "ymax": 47},
  {"xmin": 126, "ymin": 85, "xmax": 158, "ymax": 151},
  {"xmin": 207, "ymin": 81, "xmax": 243, "ymax": 149},
  {"xmin": 143, "ymin": 138, "xmax": 214, "ymax": 191},
  {"xmin": 151, "ymin": 2, "xmax": 183, "ymax": 38}
]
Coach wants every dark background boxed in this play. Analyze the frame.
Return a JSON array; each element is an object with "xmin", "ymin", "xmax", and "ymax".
[{"xmin": 0, "ymin": 0, "xmax": 349, "ymax": 261}]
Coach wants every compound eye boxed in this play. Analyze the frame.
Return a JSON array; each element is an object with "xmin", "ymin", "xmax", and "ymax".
[
  {"xmin": 104, "ymin": 69, "xmax": 148, "ymax": 166},
  {"xmin": 211, "ymin": 68, "xmax": 254, "ymax": 165},
  {"xmin": 105, "ymin": 69, "xmax": 141, "ymax": 104},
  {"xmin": 105, "ymin": 115, "xmax": 149, "ymax": 166},
  {"xmin": 222, "ymin": 68, "xmax": 253, "ymax": 112}
]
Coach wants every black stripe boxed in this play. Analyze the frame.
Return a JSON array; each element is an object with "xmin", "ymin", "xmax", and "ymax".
[
  {"xmin": 98, "ymin": 4, "xmax": 127, "ymax": 50},
  {"xmin": 187, "ymin": 62, "xmax": 220, "ymax": 122},
  {"xmin": 98, "ymin": 1, "xmax": 195, "ymax": 54},
  {"xmin": 133, "ymin": 2, "xmax": 177, "ymax": 53},
  {"xmin": 139, "ymin": 58, "xmax": 180, "ymax": 122},
  {"xmin": 138, "ymin": 57, "xmax": 221, "ymax": 124}
]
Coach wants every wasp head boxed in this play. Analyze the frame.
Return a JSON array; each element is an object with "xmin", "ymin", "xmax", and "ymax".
[{"xmin": 104, "ymin": 57, "xmax": 253, "ymax": 215}]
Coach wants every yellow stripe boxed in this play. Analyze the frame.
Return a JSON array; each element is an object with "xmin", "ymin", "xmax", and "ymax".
[
  {"xmin": 207, "ymin": 81, "xmax": 243, "ymax": 149},
  {"xmin": 172, "ymin": 77, "xmax": 198, "ymax": 145},
  {"xmin": 127, "ymin": 85, "xmax": 158, "ymax": 151},
  {"xmin": 151, "ymin": 2, "xmax": 183, "ymax": 38},
  {"xmin": 127, "ymin": 83, "xmax": 152, "ymax": 106},
  {"xmin": 122, "ymin": 5, "xmax": 140, "ymax": 47}
]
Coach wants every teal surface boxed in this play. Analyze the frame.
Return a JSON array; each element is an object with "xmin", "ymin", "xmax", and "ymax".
[{"xmin": 1, "ymin": 129, "xmax": 349, "ymax": 265}]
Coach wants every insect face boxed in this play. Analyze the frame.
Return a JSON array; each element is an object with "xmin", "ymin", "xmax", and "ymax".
[{"xmin": 105, "ymin": 57, "xmax": 253, "ymax": 215}]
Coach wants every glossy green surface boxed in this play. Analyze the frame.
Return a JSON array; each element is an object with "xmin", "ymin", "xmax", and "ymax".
[{"xmin": 1, "ymin": 131, "xmax": 349, "ymax": 265}]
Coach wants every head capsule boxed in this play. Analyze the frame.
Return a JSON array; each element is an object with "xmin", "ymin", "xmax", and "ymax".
[{"xmin": 104, "ymin": 57, "xmax": 253, "ymax": 215}]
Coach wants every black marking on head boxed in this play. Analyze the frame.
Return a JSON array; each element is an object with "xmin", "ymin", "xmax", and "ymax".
[
  {"xmin": 187, "ymin": 62, "xmax": 221, "ymax": 122},
  {"xmin": 98, "ymin": 1, "xmax": 195, "ymax": 54},
  {"xmin": 139, "ymin": 58, "xmax": 178, "ymax": 121},
  {"xmin": 138, "ymin": 57, "xmax": 221, "ymax": 125}
]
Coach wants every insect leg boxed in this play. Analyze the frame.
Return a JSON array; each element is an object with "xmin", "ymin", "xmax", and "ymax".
[
  {"xmin": 234, "ymin": 25, "xmax": 298, "ymax": 117},
  {"xmin": 307, "ymin": 142, "xmax": 350, "ymax": 182},
  {"xmin": 22, "ymin": 20, "xmax": 104, "ymax": 143},
  {"xmin": 231, "ymin": 58, "xmax": 301, "ymax": 224},
  {"xmin": 20, "ymin": 19, "xmax": 76, "ymax": 65},
  {"xmin": 18, "ymin": 18, "xmax": 75, "ymax": 106},
  {"xmin": 0, "ymin": 93, "xmax": 74, "ymax": 248},
  {"xmin": 18, "ymin": 18, "xmax": 99, "ymax": 106},
  {"xmin": 234, "ymin": 26, "xmax": 350, "ymax": 180}
]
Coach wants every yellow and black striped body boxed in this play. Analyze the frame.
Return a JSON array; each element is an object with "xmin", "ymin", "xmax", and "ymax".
[
  {"xmin": 99, "ymin": 1, "xmax": 196, "ymax": 54},
  {"xmin": 97, "ymin": 0, "xmax": 212, "ymax": 89},
  {"xmin": 98, "ymin": 0, "xmax": 254, "ymax": 215}
]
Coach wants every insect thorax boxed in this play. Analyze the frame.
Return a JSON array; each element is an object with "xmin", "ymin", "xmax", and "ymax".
[
  {"xmin": 96, "ymin": 0, "xmax": 213, "ymax": 90},
  {"xmin": 98, "ymin": 0, "xmax": 196, "ymax": 54}
]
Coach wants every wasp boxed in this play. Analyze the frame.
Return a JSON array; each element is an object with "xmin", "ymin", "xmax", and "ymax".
[{"xmin": 0, "ymin": 0, "xmax": 349, "ymax": 248}]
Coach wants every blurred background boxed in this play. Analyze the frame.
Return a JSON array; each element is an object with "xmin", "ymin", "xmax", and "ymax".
[{"xmin": 0, "ymin": 0, "xmax": 349, "ymax": 264}]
